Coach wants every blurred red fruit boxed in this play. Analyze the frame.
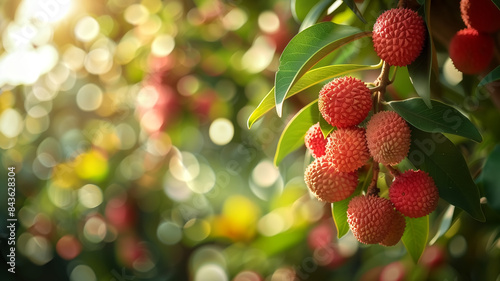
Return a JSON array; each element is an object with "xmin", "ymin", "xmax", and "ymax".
[
  {"xmin": 420, "ymin": 245, "xmax": 446, "ymax": 269},
  {"xmin": 56, "ymin": 235, "xmax": 82, "ymax": 260},
  {"xmin": 379, "ymin": 261, "xmax": 406, "ymax": 281},
  {"xmin": 105, "ymin": 198, "xmax": 137, "ymax": 231}
]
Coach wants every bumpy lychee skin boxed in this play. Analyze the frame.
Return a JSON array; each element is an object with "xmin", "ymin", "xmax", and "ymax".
[
  {"xmin": 366, "ymin": 111, "xmax": 411, "ymax": 165},
  {"xmin": 318, "ymin": 77, "xmax": 372, "ymax": 128},
  {"xmin": 325, "ymin": 127, "xmax": 370, "ymax": 172},
  {"xmin": 304, "ymin": 157, "xmax": 358, "ymax": 203},
  {"xmin": 347, "ymin": 195, "xmax": 394, "ymax": 244},
  {"xmin": 372, "ymin": 8, "xmax": 426, "ymax": 66},
  {"xmin": 305, "ymin": 123, "xmax": 328, "ymax": 159},
  {"xmin": 379, "ymin": 210, "xmax": 406, "ymax": 247},
  {"xmin": 461, "ymin": 0, "xmax": 500, "ymax": 33},
  {"xmin": 449, "ymin": 28, "xmax": 494, "ymax": 75},
  {"xmin": 389, "ymin": 170, "xmax": 439, "ymax": 218}
]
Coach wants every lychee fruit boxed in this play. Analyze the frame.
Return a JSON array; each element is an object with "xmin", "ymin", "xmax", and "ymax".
[
  {"xmin": 305, "ymin": 122, "xmax": 328, "ymax": 159},
  {"xmin": 379, "ymin": 210, "xmax": 406, "ymax": 247},
  {"xmin": 325, "ymin": 127, "xmax": 370, "ymax": 172},
  {"xmin": 389, "ymin": 170, "xmax": 439, "ymax": 218},
  {"xmin": 318, "ymin": 76, "xmax": 372, "ymax": 128},
  {"xmin": 460, "ymin": 0, "xmax": 500, "ymax": 33},
  {"xmin": 304, "ymin": 157, "xmax": 358, "ymax": 203},
  {"xmin": 372, "ymin": 8, "xmax": 426, "ymax": 66},
  {"xmin": 449, "ymin": 28, "xmax": 494, "ymax": 75},
  {"xmin": 347, "ymin": 195, "xmax": 394, "ymax": 244},
  {"xmin": 366, "ymin": 111, "xmax": 411, "ymax": 165}
]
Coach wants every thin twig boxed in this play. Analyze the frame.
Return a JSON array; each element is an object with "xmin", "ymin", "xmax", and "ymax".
[
  {"xmin": 366, "ymin": 162, "xmax": 380, "ymax": 196},
  {"xmin": 370, "ymin": 61, "xmax": 392, "ymax": 113},
  {"xmin": 385, "ymin": 164, "xmax": 401, "ymax": 177}
]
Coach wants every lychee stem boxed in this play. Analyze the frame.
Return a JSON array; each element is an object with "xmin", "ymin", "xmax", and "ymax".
[
  {"xmin": 366, "ymin": 162, "xmax": 380, "ymax": 196},
  {"xmin": 385, "ymin": 164, "xmax": 401, "ymax": 177},
  {"xmin": 370, "ymin": 61, "xmax": 392, "ymax": 113}
]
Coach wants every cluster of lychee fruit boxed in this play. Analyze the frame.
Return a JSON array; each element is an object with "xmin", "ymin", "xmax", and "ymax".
[
  {"xmin": 303, "ymin": 7, "xmax": 440, "ymax": 246},
  {"xmin": 449, "ymin": 0, "xmax": 500, "ymax": 74}
]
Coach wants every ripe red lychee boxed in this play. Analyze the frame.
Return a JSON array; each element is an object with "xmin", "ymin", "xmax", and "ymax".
[
  {"xmin": 325, "ymin": 127, "xmax": 370, "ymax": 173},
  {"xmin": 449, "ymin": 28, "xmax": 494, "ymax": 75},
  {"xmin": 347, "ymin": 195, "xmax": 394, "ymax": 244},
  {"xmin": 304, "ymin": 157, "xmax": 358, "ymax": 203},
  {"xmin": 366, "ymin": 111, "xmax": 411, "ymax": 165},
  {"xmin": 389, "ymin": 170, "xmax": 439, "ymax": 218},
  {"xmin": 379, "ymin": 210, "xmax": 406, "ymax": 247},
  {"xmin": 305, "ymin": 123, "xmax": 328, "ymax": 159},
  {"xmin": 372, "ymin": 8, "xmax": 426, "ymax": 66},
  {"xmin": 460, "ymin": 0, "xmax": 500, "ymax": 33},
  {"xmin": 318, "ymin": 76, "xmax": 372, "ymax": 128}
]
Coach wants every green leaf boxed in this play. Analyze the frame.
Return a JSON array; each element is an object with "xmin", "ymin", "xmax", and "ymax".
[
  {"xmin": 300, "ymin": 0, "xmax": 336, "ymax": 32},
  {"xmin": 251, "ymin": 227, "xmax": 308, "ymax": 256},
  {"xmin": 331, "ymin": 198, "xmax": 351, "ymax": 239},
  {"xmin": 402, "ymin": 215, "xmax": 429, "ymax": 263},
  {"xmin": 331, "ymin": 166, "xmax": 370, "ymax": 239},
  {"xmin": 429, "ymin": 205, "xmax": 455, "ymax": 245},
  {"xmin": 408, "ymin": 128, "xmax": 485, "ymax": 221},
  {"xmin": 292, "ymin": 0, "xmax": 321, "ymax": 22},
  {"xmin": 247, "ymin": 62, "xmax": 381, "ymax": 128},
  {"xmin": 479, "ymin": 144, "xmax": 500, "ymax": 213},
  {"xmin": 389, "ymin": 98, "xmax": 482, "ymax": 142},
  {"xmin": 319, "ymin": 115, "xmax": 335, "ymax": 138},
  {"xmin": 342, "ymin": 0, "xmax": 367, "ymax": 23},
  {"xmin": 274, "ymin": 100, "xmax": 319, "ymax": 166},
  {"xmin": 275, "ymin": 22, "xmax": 371, "ymax": 116},
  {"xmin": 477, "ymin": 65, "xmax": 500, "ymax": 88},
  {"xmin": 407, "ymin": 2, "xmax": 433, "ymax": 108}
]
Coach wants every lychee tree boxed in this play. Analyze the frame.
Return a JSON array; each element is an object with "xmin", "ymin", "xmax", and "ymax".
[{"xmin": 247, "ymin": 0, "xmax": 500, "ymax": 263}]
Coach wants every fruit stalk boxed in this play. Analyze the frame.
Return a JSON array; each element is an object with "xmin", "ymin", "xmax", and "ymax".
[
  {"xmin": 385, "ymin": 164, "xmax": 401, "ymax": 177},
  {"xmin": 370, "ymin": 61, "xmax": 392, "ymax": 113},
  {"xmin": 366, "ymin": 162, "xmax": 380, "ymax": 196}
]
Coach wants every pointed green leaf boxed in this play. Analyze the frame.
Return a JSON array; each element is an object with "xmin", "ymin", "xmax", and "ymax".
[
  {"xmin": 274, "ymin": 100, "xmax": 320, "ymax": 166},
  {"xmin": 342, "ymin": 0, "xmax": 367, "ymax": 23},
  {"xmin": 300, "ymin": 0, "xmax": 336, "ymax": 32},
  {"xmin": 407, "ymin": 2, "xmax": 433, "ymax": 108},
  {"xmin": 430, "ymin": 205, "xmax": 455, "ymax": 245},
  {"xmin": 389, "ymin": 98, "xmax": 482, "ymax": 142},
  {"xmin": 319, "ymin": 115, "xmax": 335, "ymax": 138},
  {"xmin": 479, "ymin": 144, "xmax": 500, "ymax": 213},
  {"xmin": 478, "ymin": 65, "xmax": 500, "ymax": 88},
  {"xmin": 331, "ymin": 198, "xmax": 351, "ymax": 239},
  {"xmin": 247, "ymin": 62, "xmax": 381, "ymax": 128},
  {"xmin": 408, "ymin": 128, "xmax": 485, "ymax": 221},
  {"xmin": 331, "ymin": 166, "xmax": 370, "ymax": 239},
  {"xmin": 402, "ymin": 215, "xmax": 429, "ymax": 263},
  {"xmin": 275, "ymin": 22, "xmax": 371, "ymax": 116},
  {"xmin": 292, "ymin": 0, "xmax": 321, "ymax": 22}
]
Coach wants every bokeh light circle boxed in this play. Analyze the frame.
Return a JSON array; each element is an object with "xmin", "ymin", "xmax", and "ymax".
[
  {"xmin": 157, "ymin": 221, "xmax": 182, "ymax": 245},
  {"xmin": 74, "ymin": 16, "xmax": 100, "ymax": 42},
  {"xmin": 151, "ymin": 34, "xmax": 175, "ymax": 57},
  {"xmin": 76, "ymin": 84, "xmax": 103, "ymax": 111},
  {"xmin": 70, "ymin": 265, "xmax": 96, "ymax": 281},
  {"xmin": 194, "ymin": 264, "xmax": 228, "ymax": 281},
  {"xmin": 78, "ymin": 184, "xmax": 103, "ymax": 209},
  {"xmin": 209, "ymin": 118, "xmax": 234, "ymax": 146}
]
